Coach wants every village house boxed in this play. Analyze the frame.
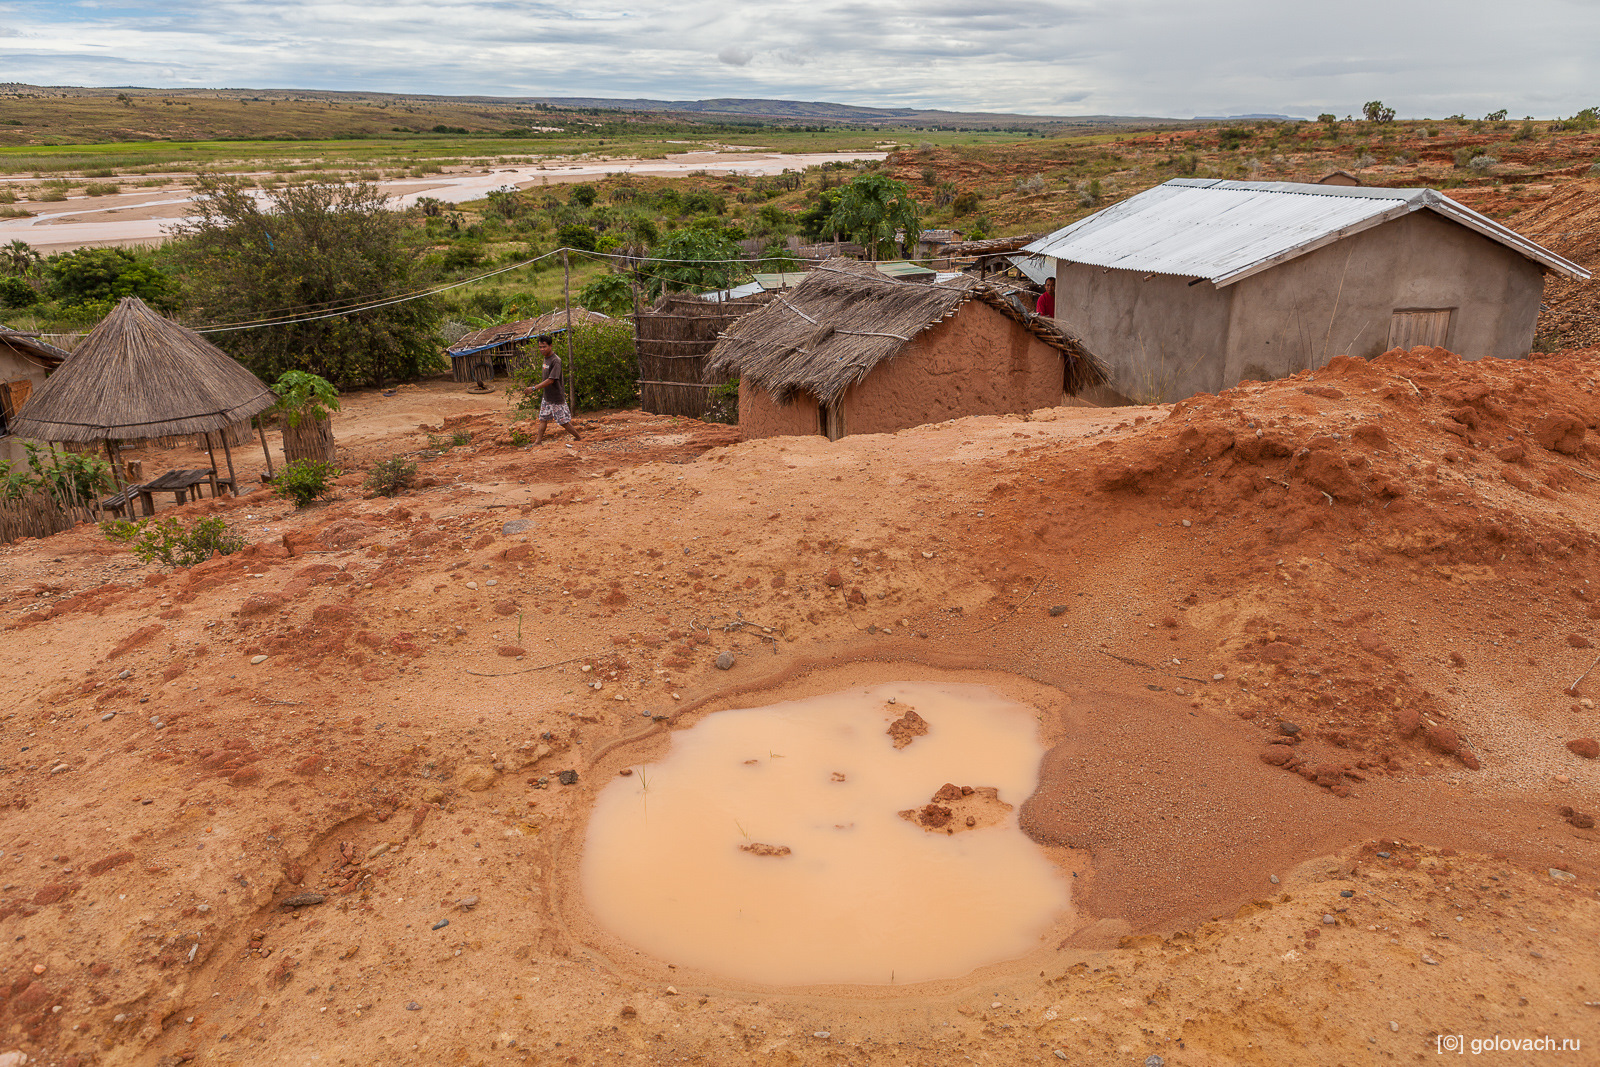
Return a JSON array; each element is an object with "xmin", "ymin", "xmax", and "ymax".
[
  {"xmin": 705, "ymin": 259, "xmax": 1104, "ymax": 441},
  {"xmin": 0, "ymin": 328, "xmax": 69, "ymax": 465},
  {"xmin": 1023, "ymin": 178, "xmax": 1591, "ymax": 403}
]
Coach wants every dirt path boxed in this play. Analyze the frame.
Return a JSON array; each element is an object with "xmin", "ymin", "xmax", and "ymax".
[{"xmin": 0, "ymin": 353, "xmax": 1596, "ymax": 1066}]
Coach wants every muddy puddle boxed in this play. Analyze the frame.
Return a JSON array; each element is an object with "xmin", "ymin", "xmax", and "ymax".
[{"xmin": 580, "ymin": 682, "xmax": 1069, "ymax": 986}]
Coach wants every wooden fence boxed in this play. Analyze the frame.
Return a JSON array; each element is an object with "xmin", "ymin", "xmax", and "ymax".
[
  {"xmin": 634, "ymin": 292, "xmax": 772, "ymax": 418},
  {"xmin": 0, "ymin": 486, "xmax": 99, "ymax": 545}
]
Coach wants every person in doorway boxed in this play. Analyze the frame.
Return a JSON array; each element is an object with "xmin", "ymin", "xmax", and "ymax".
[
  {"xmin": 1035, "ymin": 276, "xmax": 1056, "ymax": 318},
  {"xmin": 523, "ymin": 334, "xmax": 581, "ymax": 445}
]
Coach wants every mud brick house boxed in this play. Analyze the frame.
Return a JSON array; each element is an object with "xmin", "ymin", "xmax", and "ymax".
[
  {"xmin": 1023, "ymin": 179, "xmax": 1591, "ymax": 403},
  {"xmin": 0, "ymin": 328, "xmax": 68, "ymax": 465},
  {"xmin": 704, "ymin": 259, "xmax": 1105, "ymax": 441}
]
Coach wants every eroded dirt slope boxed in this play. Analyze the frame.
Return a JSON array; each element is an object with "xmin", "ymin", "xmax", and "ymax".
[{"xmin": 0, "ymin": 357, "xmax": 1596, "ymax": 1067}]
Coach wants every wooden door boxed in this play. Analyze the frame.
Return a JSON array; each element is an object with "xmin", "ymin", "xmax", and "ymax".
[{"xmin": 1387, "ymin": 309, "xmax": 1453, "ymax": 350}]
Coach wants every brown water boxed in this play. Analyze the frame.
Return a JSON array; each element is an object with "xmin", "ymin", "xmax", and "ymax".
[{"xmin": 580, "ymin": 683, "xmax": 1069, "ymax": 987}]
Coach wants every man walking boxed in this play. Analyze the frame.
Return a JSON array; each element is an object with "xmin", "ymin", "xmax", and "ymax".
[{"xmin": 524, "ymin": 334, "xmax": 581, "ymax": 445}]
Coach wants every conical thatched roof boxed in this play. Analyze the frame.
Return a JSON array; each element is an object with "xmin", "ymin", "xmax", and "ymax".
[
  {"xmin": 704, "ymin": 259, "xmax": 1106, "ymax": 405},
  {"xmin": 10, "ymin": 297, "xmax": 274, "ymax": 444}
]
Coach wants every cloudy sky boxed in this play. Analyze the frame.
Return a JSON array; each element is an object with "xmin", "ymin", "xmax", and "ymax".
[{"xmin": 3, "ymin": 0, "xmax": 1596, "ymax": 119}]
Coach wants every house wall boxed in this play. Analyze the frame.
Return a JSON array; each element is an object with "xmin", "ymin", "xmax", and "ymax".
[
  {"xmin": 1053, "ymin": 262, "xmax": 1235, "ymax": 402},
  {"xmin": 0, "ymin": 344, "xmax": 53, "ymax": 465},
  {"xmin": 738, "ymin": 381, "xmax": 822, "ymax": 439},
  {"xmin": 839, "ymin": 302, "xmax": 1065, "ymax": 435},
  {"xmin": 1055, "ymin": 209, "xmax": 1547, "ymax": 403},
  {"xmin": 736, "ymin": 302, "xmax": 1067, "ymax": 441},
  {"xmin": 1223, "ymin": 210, "xmax": 1545, "ymax": 383}
]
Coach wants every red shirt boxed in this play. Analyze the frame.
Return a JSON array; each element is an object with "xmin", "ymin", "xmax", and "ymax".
[{"xmin": 1035, "ymin": 290, "xmax": 1055, "ymax": 317}]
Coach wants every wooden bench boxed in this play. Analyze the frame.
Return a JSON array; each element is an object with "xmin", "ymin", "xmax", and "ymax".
[{"xmin": 100, "ymin": 484, "xmax": 147, "ymax": 518}]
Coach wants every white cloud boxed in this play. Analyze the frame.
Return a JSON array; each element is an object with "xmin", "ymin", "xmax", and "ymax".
[{"xmin": 717, "ymin": 45, "xmax": 753, "ymax": 67}]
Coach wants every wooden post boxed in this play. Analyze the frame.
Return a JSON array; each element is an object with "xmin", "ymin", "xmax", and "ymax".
[
  {"xmin": 219, "ymin": 430, "xmax": 237, "ymax": 496},
  {"xmin": 103, "ymin": 440, "xmax": 124, "ymax": 494},
  {"xmin": 562, "ymin": 249, "xmax": 576, "ymax": 414},
  {"xmin": 257, "ymin": 419, "xmax": 275, "ymax": 480},
  {"xmin": 203, "ymin": 432, "xmax": 220, "ymax": 498}
]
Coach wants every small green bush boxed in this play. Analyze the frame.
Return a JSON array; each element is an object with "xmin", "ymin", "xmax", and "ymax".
[
  {"xmin": 0, "ymin": 276, "xmax": 37, "ymax": 308},
  {"xmin": 101, "ymin": 516, "xmax": 247, "ymax": 568},
  {"xmin": 509, "ymin": 320, "xmax": 638, "ymax": 414},
  {"xmin": 274, "ymin": 459, "xmax": 339, "ymax": 508},
  {"xmin": 364, "ymin": 455, "xmax": 418, "ymax": 497}
]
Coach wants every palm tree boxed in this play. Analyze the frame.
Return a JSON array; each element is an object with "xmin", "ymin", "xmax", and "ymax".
[
  {"xmin": 1, "ymin": 239, "xmax": 42, "ymax": 277},
  {"xmin": 829, "ymin": 175, "xmax": 921, "ymax": 261}
]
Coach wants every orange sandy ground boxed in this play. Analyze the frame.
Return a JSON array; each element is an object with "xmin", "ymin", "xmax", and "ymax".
[{"xmin": 1, "ymin": 354, "xmax": 1598, "ymax": 1067}]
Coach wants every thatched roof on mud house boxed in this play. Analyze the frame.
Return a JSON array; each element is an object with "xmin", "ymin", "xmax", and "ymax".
[
  {"xmin": 704, "ymin": 259, "xmax": 1107, "ymax": 405},
  {"xmin": 9, "ymin": 296, "xmax": 274, "ymax": 444}
]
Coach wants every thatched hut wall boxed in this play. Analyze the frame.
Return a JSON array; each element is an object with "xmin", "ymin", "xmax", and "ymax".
[{"xmin": 635, "ymin": 293, "xmax": 773, "ymax": 417}]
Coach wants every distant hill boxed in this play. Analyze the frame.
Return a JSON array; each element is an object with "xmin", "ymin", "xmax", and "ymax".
[{"xmin": 1, "ymin": 83, "xmax": 1187, "ymax": 133}]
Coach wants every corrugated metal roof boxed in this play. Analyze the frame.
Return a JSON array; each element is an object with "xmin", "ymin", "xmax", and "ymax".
[{"xmin": 1023, "ymin": 179, "xmax": 1590, "ymax": 287}]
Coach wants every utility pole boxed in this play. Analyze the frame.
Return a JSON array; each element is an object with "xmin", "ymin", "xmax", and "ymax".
[{"xmin": 562, "ymin": 248, "xmax": 576, "ymax": 413}]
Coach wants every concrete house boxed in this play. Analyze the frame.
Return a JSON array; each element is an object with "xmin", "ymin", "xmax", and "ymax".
[
  {"xmin": 1023, "ymin": 179, "xmax": 1591, "ymax": 403},
  {"xmin": 704, "ymin": 259, "xmax": 1105, "ymax": 441},
  {"xmin": 0, "ymin": 328, "xmax": 68, "ymax": 465}
]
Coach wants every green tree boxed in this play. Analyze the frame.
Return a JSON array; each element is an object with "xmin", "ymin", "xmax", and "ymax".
[
  {"xmin": 556, "ymin": 222, "xmax": 597, "ymax": 252},
  {"xmin": 1, "ymin": 239, "xmax": 42, "ymax": 277},
  {"xmin": 797, "ymin": 188, "xmax": 844, "ymax": 240},
  {"xmin": 167, "ymin": 178, "xmax": 444, "ymax": 387},
  {"xmin": 45, "ymin": 247, "xmax": 176, "ymax": 311},
  {"xmin": 829, "ymin": 174, "xmax": 921, "ymax": 259},
  {"xmin": 570, "ymin": 184, "xmax": 598, "ymax": 208},
  {"xmin": 643, "ymin": 227, "xmax": 743, "ymax": 298},
  {"xmin": 577, "ymin": 273, "xmax": 635, "ymax": 317},
  {"xmin": 0, "ymin": 276, "xmax": 38, "ymax": 308}
]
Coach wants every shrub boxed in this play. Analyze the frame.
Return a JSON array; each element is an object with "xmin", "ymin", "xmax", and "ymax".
[
  {"xmin": 274, "ymin": 459, "xmax": 339, "ymax": 508},
  {"xmin": 364, "ymin": 455, "xmax": 418, "ymax": 497},
  {"xmin": 509, "ymin": 320, "xmax": 637, "ymax": 413},
  {"xmin": 556, "ymin": 223, "xmax": 597, "ymax": 252},
  {"xmin": 951, "ymin": 190, "xmax": 981, "ymax": 215},
  {"xmin": 1468, "ymin": 155, "xmax": 1498, "ymax": 173},
  {"xmin": 83, "ymin": 182, "xmax": 119, "ymax": 196},
  {"xmin": 101, "ymin": 516, "xmax": 247, "ymax": 568},
  {"xmin": 0, "ymin": 276, "xmax": 37, "ymax": 308}
]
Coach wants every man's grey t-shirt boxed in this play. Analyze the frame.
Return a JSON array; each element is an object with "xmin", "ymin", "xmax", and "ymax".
[{"xmin": 541, "ymin": 354, "xmax": 565, "ymax": 405}]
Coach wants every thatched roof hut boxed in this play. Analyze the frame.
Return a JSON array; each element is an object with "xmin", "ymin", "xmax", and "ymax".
[
  {"xmin": 445, "ymin": 307, "xmax": 614, "ymax": 384},
  {"xmin": 706, "ymin": 260, "xmax": 1106, "ymax": 440},
  {"xmin": 12, "ymin": 297, "xmax": 274, "ymax": 444},
  {"xmin": 708, "ymin": 259, "xmax": 1103, "ymax": 403}
]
